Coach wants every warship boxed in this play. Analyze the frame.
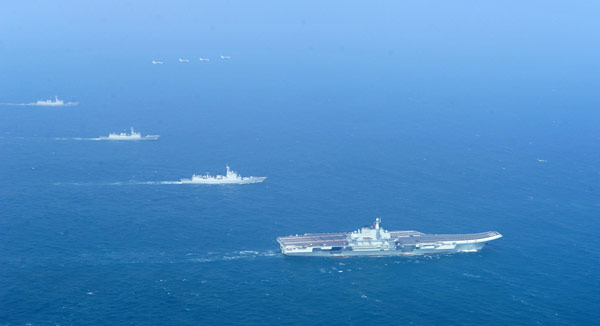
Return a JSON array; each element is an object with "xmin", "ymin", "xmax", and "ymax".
[
  {"xmin": 32, "ymin": 96, "xmax": 78, "ymax": 106},
  {"xmin": 180, "ymin": 165, "xmax": 266, "ymax": 184},
  {"xmin": 99, "ymin": 128, "xmax": 159, "ymax": 141},
  {"xmin": 277, "ymin": 218, "xmax": 501, "ymax": 257}
]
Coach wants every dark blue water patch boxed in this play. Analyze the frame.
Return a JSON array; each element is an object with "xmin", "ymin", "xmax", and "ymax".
[{"xmin": 2, "ymin": 108, "xmax": 599, "ymax": 325}]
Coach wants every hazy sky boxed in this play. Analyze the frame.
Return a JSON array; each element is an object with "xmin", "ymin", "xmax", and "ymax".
[
  {"xmin": 2, "ymin": 1, "xmax": 599, "ymax": 59},
  {"xmin": 1, "ymin": 1, "xmax": 599, "ymax": 121}
]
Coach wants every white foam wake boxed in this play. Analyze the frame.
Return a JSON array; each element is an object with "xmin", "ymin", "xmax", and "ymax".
[
  {"xmin": 54, "ymin": 137, "xmax": 103, "ymax": 141},
  {"xmin": 187, "ymin": 250, "xmax": 279, "ymax": 263},
  {"xmin": 0, "ymin": 101, "xmax": 78, "ymax": 107},
  {"xmin": 54, "ymin": 137, "xmax": 157, "ymax": 141},
  {"xmin": 53, "ymin": 181, "xmax": 183, "ymax": 186},
  {"xmin": 132, "ymin": 181, "xmax": 183, "ymax": 185}
]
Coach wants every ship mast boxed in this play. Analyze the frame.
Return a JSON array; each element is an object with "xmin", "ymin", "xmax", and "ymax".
[{"xmin": 375, "ymin": 218, "xmax": 381, "ymax": 239}]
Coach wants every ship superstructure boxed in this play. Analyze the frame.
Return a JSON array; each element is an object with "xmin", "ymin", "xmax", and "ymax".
[
  {"xmin": 277, "ymin": 218, "xmax": 502, "ymax": 257},
  {"xmin": 99, "ymin": 128, "xmax": 159, "ymax": 141},
  {"xmin": 180, "ymin": 165, "xmax": 266, "ymax": 184}
]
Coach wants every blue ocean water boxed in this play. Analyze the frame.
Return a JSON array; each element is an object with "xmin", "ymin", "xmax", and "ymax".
[{"xmin": 1, "ymin": 1, "xmax": 600, "ymax": 325}]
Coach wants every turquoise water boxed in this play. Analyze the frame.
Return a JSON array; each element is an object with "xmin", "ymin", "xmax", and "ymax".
[{"xmin": 2, "ymin": 1, "xmax": 600, "ymax": 325}]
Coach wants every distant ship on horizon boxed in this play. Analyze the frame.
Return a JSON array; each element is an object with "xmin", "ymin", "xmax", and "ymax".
[
  {"xmin": 31, "ymin": 96, "xmax": 78, "ymax": 107},
  {"xmin": 98, "ymin": 128, "xmax": 159, "ymax": 141},
  {"xmin": 180, "ymin": 165, "xmax": 266, "ymax": 184}
]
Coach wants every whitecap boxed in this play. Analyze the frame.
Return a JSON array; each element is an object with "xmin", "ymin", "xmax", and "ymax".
[
  {"xmin": 463, "ymin": 273, "xmax": 481, "ymax": 278},
  {"xmin": 239, "ymin": 250, "xmax": 260, "ymax": 255}
]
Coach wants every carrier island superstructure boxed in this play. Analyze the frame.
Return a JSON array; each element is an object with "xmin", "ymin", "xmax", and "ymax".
[{"xmin": 277, "ymin": 218, "xmax": 502, "ymax": 257}]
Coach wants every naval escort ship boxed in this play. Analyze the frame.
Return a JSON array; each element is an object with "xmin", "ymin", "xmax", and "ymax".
[
  {"xmin": 99, "ymin": 128, "xmax": 159, "ymax": 141},
  {"xmin": 32, "ymin": 96, "xmax": 78, "ymax": 106},
  {"xmin": 180, "ymin": 165, "xmax": 266, "ymax": 184},
  {"xmin": 277, "ymin": 218, "xmax": 502, "ymax": 257}
]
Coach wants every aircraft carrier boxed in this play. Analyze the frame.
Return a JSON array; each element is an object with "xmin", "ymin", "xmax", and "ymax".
[{"xmin": 277, "ymin": 218, "xmax": 502, "ymax": 257}]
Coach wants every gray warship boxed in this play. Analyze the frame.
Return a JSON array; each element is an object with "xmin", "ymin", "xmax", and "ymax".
[
  {"xmin": 277, "ymin": 218, "xmax": 502, "ymax": 257},
  {"xmin": 180, "ymin": 166, "xmax": 266, "ymax": 184}
]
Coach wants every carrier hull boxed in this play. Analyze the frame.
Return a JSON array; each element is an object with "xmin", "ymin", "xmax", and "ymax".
[{"xmin": 281, "ymin": 241, "xmax": 489, "ymax": 257}]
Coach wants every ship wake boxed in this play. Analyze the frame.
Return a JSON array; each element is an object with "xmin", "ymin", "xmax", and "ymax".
[
  {"xmin": 186, "ymin": 250, "xmax": 279, "ymax": 263},
  {"xmin": 54, "ymin": 137, "xmax": 156, "ymax": 141},
  {"xmin": 53, "ymin": 181, "xmax": 183, "ymax": 186},
  {"xmin": 0, "ymin": 102, "xmax": 78, "ymax": 107}
]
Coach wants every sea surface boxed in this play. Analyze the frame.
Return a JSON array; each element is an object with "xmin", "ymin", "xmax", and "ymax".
[{"xmin": 1, "ymin": 2, "xmax": 600, "ymax": 325}]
